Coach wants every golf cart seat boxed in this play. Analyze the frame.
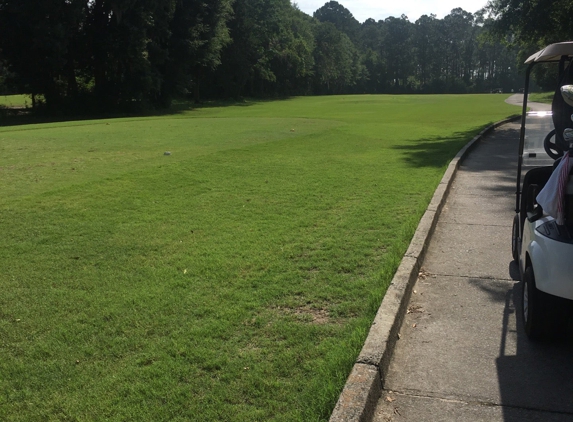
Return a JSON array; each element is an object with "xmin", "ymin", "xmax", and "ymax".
[
  {"xmin": 531, "ymin": 62, "xmax": 573, "ymax": 230},
  {"xmin": 520, "ymin": 166, "xmax": 553, "ymax": 230}
]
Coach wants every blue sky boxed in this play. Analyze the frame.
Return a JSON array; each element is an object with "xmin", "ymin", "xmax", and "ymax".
[{"xmin": 294, "ymin": 0, "xmax": 489, "ymax": 23}]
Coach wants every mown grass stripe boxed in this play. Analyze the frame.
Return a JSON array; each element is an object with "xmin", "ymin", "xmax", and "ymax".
[{"xmin": 0, "ymin": 94, "xmax": 516, "ymax": 421}]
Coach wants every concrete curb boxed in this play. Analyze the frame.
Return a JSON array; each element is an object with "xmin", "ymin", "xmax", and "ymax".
[{"xmin": 328, "ymin": 115, "xmax": 521, "ymax": 422}]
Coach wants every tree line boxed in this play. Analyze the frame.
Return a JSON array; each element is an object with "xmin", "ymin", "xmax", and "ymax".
[
  {"xmin": 486, "ymin": 0, "xmax": 573, "ymax": 91},
  {"xmin": 0, "ymin": 0, "xmax": 531, "ymax": 113}
]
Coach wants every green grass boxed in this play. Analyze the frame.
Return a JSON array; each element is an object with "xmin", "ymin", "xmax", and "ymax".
[
  {"xmin": 0, "ymin": 94, "xmax": 518, "ymax": 421},
  {"xmin": 529, "ymin": 91, "xmax": 553, "ymax": 104},
  {"xmin": 0, "ymin": 94, "xmax": 30, "ymax": 108}
]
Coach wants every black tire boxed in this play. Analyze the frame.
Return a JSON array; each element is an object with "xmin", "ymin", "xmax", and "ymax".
[
  {"xmin": 511, "ymin": 214, "xmax": 520, "ymax": 263},
  {"xmin": 522, "ymin": 266, "xmax": 570, "ymax": 340},
  {"xmin": 522, "ymin": 266, "xmax": 546, "ymax": 340}
]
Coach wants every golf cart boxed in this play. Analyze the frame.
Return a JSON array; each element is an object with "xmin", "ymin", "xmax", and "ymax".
[{"xmin": 513, "ymin": 42, "xmax": 573, "ymax": 340}]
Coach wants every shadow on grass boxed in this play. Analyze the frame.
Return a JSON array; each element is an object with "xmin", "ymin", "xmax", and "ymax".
[
  {"xmin": 393, "ymin": 117, "xmax": 519, "ymax": 170},
  {"xmin": 392, "ymin": 124, "xmax": 494, "ymax": 169},
  {"xmin": 395, "ymin": 123, "xmax": 526, "ymax": 201},
  {"xmin": 0, "ymin": 96, "xmax": 294, "ymax": 128}
]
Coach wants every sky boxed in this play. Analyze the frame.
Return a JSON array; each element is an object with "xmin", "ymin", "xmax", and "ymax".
[{"xmin": 295, "ymin": 0, "xmax": 489, "ymax": 23}]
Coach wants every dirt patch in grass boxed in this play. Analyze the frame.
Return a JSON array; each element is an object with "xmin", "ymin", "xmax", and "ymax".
[{"xmin": 273, "ymin": 305, "xmax": 332, "ymax": 324}]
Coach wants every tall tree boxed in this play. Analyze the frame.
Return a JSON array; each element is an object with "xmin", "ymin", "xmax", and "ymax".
[
  {"xmin": 413, "ymin": 14, "xmax": 440, "ymax": 91},
  {"xmin": 313, "ymin": 1, "xmax": 360, "ymax": 43},
  {"xmin": 485, "ymin": 0, "xmax": 573, "ymax": 91},
  {"xmin": 486, "ymin": 0, "xmax": 573, "ymax": 47},
  {"xmin": 270, "ymin": 7, "xmax": 315, "ymax": 95},
  {"xmin": 440, "ymin": 8, "xmax": 476, "ymax": 91},
  {"xmin": 0, "ymin": 0, "xmax": 524, "ymax": 109},
  {"xmin": 84, "ymin": 0, "xmax": 180, "ymax": 109},
  {"xmin": 476, "ymin": 17, "xmax": 522, "ymax": 92},
  {"xmin": 211, "ymin": 0, "xmax": 313, "ymax": 97},
  {"xmin": 382, "ymin": 15, "xmax": 414, "ymax": 91},
  {"xmin": 0, "ymin": 0, "xmax": 87, "ymax": 108},
  {"xmin": 0, "ymin": 0, "xmax": 233, "ymax": 111},
  {"xmin": 162, "ymin": 0, "xmax": 233, "ymax": 104},
  {"xmin": 312, "ymin": 21, "xmax": 359, "ymax": 94},
  {"xmin": 358, "ymin": 18, "xmax": 386, "ymax": 93}
]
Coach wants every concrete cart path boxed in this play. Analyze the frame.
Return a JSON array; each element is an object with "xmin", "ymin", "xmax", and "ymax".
[{"xmin": 373, "ymin": 103, "xmax": 573, "ymax": 421}]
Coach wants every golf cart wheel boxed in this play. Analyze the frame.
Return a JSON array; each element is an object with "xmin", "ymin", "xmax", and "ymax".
[
  {"xmin": 511, "ymin": 214, "xmax": 520, "ymax": 262},
  {"xmin": 522, "ymin": 266, "xmax": 546, "ymax": 340},
  {"xmin": 523, "ymin": 267, "xmax": 569, "ymax": 340}
]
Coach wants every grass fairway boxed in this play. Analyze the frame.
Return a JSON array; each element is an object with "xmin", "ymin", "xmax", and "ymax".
[
  {"xmin": 0, "ymin": 94, "xmax": 30, "ymax": 108},
  {"xmin": 0, "ymin": 95, "xmax": 517, "ymax": 421},
  {"xmin": 529, "ymin": 91, "xmax": 553, "ymax": 104}
]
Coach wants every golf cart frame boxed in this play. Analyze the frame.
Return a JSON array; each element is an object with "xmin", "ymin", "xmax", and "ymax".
[{"xmin": 514, "ymin": 42, "xmax": 573, "ymax": 340}]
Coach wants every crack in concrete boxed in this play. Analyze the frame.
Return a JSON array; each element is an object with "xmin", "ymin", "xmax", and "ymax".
[
  {"xmin": 382, "ymin": 389, "xmax": 573, "ymax": 416},
  {"xmin": 418, "ymin": 273, "xmax": 516, "ymax": 282}
]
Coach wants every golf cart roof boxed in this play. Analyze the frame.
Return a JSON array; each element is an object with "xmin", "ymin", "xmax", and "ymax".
[{"xmin": 525, "ymin": 42, "xmax": 573, "ymax": 64}]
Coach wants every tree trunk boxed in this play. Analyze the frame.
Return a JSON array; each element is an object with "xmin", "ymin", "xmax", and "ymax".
[{"xmin": 65, "ymin": 57, "xmax": 78, "ymax": 99}]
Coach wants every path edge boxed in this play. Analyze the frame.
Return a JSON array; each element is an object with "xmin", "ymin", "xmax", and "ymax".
[{"xmin": 328, "ymin": 115, "xmax": 521, "ymax": 422}]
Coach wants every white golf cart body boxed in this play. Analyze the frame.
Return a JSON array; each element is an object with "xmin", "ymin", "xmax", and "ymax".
[
  {"xmin": 519, "ymin": 107, "xmax": 573, "ymax": 299},
  {"xmin": 515, "ymin": 42, "xmax": 573, "ymax": 338},
  {"xmin": 521, "ymin": 216, "xmax": 573, "ymax": 299}
]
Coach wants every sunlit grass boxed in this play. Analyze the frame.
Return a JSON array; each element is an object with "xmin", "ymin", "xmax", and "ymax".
[
  {"xmin": 0, "ymin": 94, "xmax": 518, "ymax": 421},
  {"xmin": 0, "ymin": 94, "xmax": 30, "ymax": 108},
  {"xmin": 529, "ymin": 91, "xmax": 553, "ymax": 104}
]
